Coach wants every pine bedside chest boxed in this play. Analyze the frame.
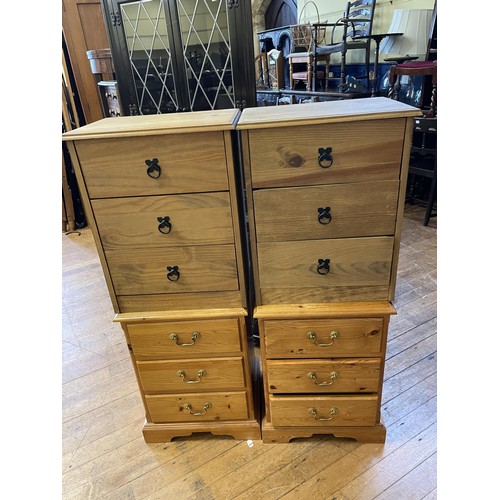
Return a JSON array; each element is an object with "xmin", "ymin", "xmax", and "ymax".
[
  {"xmin": 63, "ymin": 110, "xmax": 260, "ymax": 443},
  {"xmin": 236, "ymin": 97, "xmax": 421, "ymax": 443}
]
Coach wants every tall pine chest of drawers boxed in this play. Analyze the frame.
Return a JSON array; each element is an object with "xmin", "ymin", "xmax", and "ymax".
[
  {"xmin": 63, "ymin": 110, "xmax": 261, "ymax": 442},
  {"xmin": 236, "ymin": 97, "xmax": 421, "ymax": 443}
]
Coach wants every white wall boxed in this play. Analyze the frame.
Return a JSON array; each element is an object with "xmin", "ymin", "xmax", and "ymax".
[{"xmin": 296, "ymin": 0, "xmax": 435, "ymax": 63}]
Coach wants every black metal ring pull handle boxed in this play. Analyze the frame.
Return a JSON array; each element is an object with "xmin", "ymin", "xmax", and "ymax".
[
  {"xmin": 167, "ymin": 265, "xmax": 180, "ymax": 281},
  {"xmin": 157, "ymin": 216, "xmax": 172, "ymax": 234},
  {"xmin": 317, "ymin": 258, "xmax": 330, "ymax": 275},
  {"xmin": 145, "ymin": 158, "xmax": 161, "ymax": 178},
  {"xmin": 317, "ymin": 206, "xmax": 332, "ymax": 225},
  {"xmin": 318, "ymin": 147, "xmax": 333, "ymax": 168}
]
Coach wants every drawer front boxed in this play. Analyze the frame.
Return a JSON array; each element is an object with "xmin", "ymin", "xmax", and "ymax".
[
  {"xmin": 266, "ymin": 358, "xmax": 381, "ymax": 393},
  {"xmin": 253, "ymin": 181, "xmax": 399, "ymax": 242},
  {"xmin": 137, "ymin": 357, "xmax": 245, "ymax": 393},
  {"xmin": 248, "ymin": 119, "xmax": 405, "ymax": 188},
  {"xmin": 106, "ymin": 245, "xmax": 238, "ymax": 295},
  {"xmin": 93, "ymin": 192, "xmax": 234, "ymax": 250},
  {"xmin": 145, "ymin": 391, "xmax": 249, "ymax": 423},
  {"xmin": 76, "ymin": 132, "xmax": 228, "ymax": 198},
  {"xmin": 258, "ymin": 237, "xmax": 393, "ymax": 303},
  {"xmin": 269, "ymin": 394, "xmax": 378, "ymax": 427},
  {"xmin": 264, "ymin": 318, "xmax": 384, "ymax": 358},
  {"xmin": 128, "ymin": 319, "xmax": 242, "ymax": 359},
  {"xmin": 117, "ymin": 290, "xmax": 244, "ymax": 313}
]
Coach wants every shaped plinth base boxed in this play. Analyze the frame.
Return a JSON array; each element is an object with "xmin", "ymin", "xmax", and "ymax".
[
  {"xmin": 261, "ymin": 415, "xmax": 386, "ymax": 444},
  {"xmin": 142, "ymin": 419, "xmax": 261, "ymax": 443}
]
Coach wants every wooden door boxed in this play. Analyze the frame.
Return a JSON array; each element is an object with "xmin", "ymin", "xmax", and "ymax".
[
  {"xmin": 265, "ymin": 0, "xmax": 297, "ymax": 29},
  {"xmin": 62, "ymin": 0, "xmax": 110, "ymax": 123}
]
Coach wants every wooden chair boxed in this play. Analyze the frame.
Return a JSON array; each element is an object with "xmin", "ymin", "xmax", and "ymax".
[
  {"xmin": 288, "ymin": 52, "xmax": 329, "ymax": 91},
  {"xmin": 287, "ymin": 1, "xmax": 328, "ymax": 91},
  {"xmin": 388, "ymin": 60, "xmax": 437, "ymax": 226},
  {"xmin": 267, "ymin": 49, "xmax": 284, "ymax": 89},
  {"xmin": 312, "ymin": 0, "xmax": 376, "ymax": 92},
  {"xmin": 255, "ymin": 53, "xmax": 269, "ymax": 89},
  {"xmin": 388, "ymin": 61, "xmax": 437, "ymax": 117},
  {"xmin": 406, "ymin": 116, "xmax": 437, "ymax": 226}
]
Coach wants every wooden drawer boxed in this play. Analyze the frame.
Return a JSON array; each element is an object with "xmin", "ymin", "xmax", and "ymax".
[
  {"xmin": 263, "ymin": 317, "xmax": 384, "ymax": 358},
  {"xmin": 75, "ymin": 132, "xmax": 228, "ymax": 198},
  {"xmin": 106, "ymin": 244, "xmax": 238, "ymax": 295},
  {"xmin": 127, "ymin": 318, "xmax": 242, "ymax": 359},
  {"xmin": 266, "ymin": 358, "xmax": 381, "ymax": 393},
  {"xmin": 248, "ymin": 119, "xmax": 405, "ymax": 188},
  {"xmin": 145, "ymin": 391, "xmax": 249, "ymax": 423},
  {"xmin": 269, "ymin": 394, "xmax": 378, "ymax": 427},
  {"xmin": 258, "ymin": 237, "xmax": 394, "ymax": 303},
  {"xmin": 253, "ymin": 181, "xmax": 399, "ymax": 242},
  {"xmin": 92, "ymin": 192, "xmax": 234, "ymax": 250},
  {"xmin": 137, "ymin": 357, "xmax": 245, "ymax": 393},
  {"xmin": 117, "ymin": 290, "xmax": 244, "ymax": 313}
]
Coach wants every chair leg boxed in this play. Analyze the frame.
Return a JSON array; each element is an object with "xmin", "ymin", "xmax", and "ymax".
[
  {"xmin": 365, "ymin": 46, "xmax": 371, "ymax": 93},
  {"xmin": 339, "ymin": 51, "xmax": 347, "ymax": 91},
  {"xmin": 423, "ymin": 166, "xmax": 437, "ymax": 226}
]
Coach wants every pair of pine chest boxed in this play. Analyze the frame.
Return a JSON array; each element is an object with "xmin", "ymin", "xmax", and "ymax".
[{"xmin": 63, "ymin": 97, "xmax": 420, "ymax": 443}]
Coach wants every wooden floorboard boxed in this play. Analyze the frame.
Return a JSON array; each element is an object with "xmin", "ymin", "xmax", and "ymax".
[{"xmin": 61, "ymin": 204, "xmax": 437, "ymax": 499}]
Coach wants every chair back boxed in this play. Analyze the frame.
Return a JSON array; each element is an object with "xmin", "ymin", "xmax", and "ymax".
[
  {"xmin": 290, "ymin": 1, "xmax": 325, "ymax": 52},
  {"xmin": 343, "ymin": 0, "xmax": 375, "ymax": 41}
]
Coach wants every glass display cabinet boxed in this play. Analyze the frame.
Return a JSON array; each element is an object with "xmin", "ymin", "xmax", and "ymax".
[{"xmin": 100, "ymin": 0, "xmax": 256, "ymax": 115}]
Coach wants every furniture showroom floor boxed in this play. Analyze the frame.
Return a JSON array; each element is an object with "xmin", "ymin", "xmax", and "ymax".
[{"xmin": 62, "ymin": 203, "xmax": 437, "ymax": 500}]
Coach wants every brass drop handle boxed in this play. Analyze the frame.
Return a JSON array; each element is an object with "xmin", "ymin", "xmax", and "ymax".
[
  {"xmin": 308, "ymin": 371, "xmax": 338, "ymax": 386},
  {"xmin": 309, "ymin": 407, "xmax": 337, "ymax": 421},
  {"xmin": 317, "ymin": 258, "xmax": 330, "ymax": 275},
  {"xmin": 157, "ymin": 216, "xmax": 172, "ymax": 234},
  {"xmin": 167, "ymin": 265, "xmax": 180, "ymax": 281},
  {"xmin": 317, "ymin": 207, "xmax": 332, "ymax": 224},
  {"xmin": 318, "ymin": 147, "xmax": 333, "ymax": 168},
  {"xmin": 177, "ymin": 369, "xmax": 206, "ymax": 384},
  {"xmin": 170, "ymin": 331, "xmax": 201, "ymax": 346},
  {"xmin": 145, "ymin": 158, "xmax": 161, "ymax": 178},
  {"xmin": 184, "ymin": 402, "xmax": 211, "ymax": 416},
  {"xmin": 307, "ymin": 330, "xmax": 339, "ymax": 347}
]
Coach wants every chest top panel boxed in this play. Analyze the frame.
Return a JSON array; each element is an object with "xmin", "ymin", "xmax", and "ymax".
[
  {"xmin": 236, "ymin": 97, "xmax": 420, "ymax": 130},
  {"xmin": 63, "ymin": 108, "xmax": 240, "ymax": 141}
]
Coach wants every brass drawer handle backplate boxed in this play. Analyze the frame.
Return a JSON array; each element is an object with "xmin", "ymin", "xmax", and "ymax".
[
  {"xmin": 177, "ymin": 369, "xmax": 206, "ymax": 384},
  {"xmin": 308, "ymin": 370, "xmax": 338, "ymax": 386},
  {"xmin": 307, "ymin": 330, "xmax": 339, "ymax": 347},
  {"xmin": 183, "ymin": 402, "xmax": 211, "ymax": 416},
  {"xmin": 170, "ymin": 331, "xmax": 201, "ymax": 346},
  {"xmin": 308, "ymin": 407, "xmax": 337, "ymax": 421}
]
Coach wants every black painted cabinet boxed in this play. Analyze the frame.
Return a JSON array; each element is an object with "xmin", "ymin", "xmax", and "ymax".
[{"xmin": 101, "ymin": 0, "xmax": 256, "ymax": 115}]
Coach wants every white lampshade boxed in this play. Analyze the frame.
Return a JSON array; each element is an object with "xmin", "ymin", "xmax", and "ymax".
[{"xmin": 380, "ymin": 9, "xmax": 433, "ymax": 60}]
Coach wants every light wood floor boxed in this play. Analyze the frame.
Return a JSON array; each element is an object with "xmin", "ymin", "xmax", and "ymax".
[{"xmin": 62, "ymin": 204, "xmax": 437, "ymax": 500}]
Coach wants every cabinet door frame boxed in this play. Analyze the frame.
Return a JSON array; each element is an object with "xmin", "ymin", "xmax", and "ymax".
[{"xmin": 100, "ymin": 0, "xmax": 256, "ymax": 114}]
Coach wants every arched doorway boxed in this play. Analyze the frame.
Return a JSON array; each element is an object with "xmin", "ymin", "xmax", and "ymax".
[{"xmin": 265, "ymin": 0, "xmax": 297, "ymax": 29}]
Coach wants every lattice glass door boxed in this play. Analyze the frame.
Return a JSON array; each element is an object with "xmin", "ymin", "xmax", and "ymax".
[
  {"xmin": 176, "ymin": 0, "xmax": 235, "ymax": 111},
  {"xmin": 120, "ymin": 0, "xmax": 179, "ymax": 114}
]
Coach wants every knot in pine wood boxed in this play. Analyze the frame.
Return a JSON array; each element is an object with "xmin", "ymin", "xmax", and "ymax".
[{"xmin": 285, "ymin": 153, "xmax": 305, "ymax": 168}]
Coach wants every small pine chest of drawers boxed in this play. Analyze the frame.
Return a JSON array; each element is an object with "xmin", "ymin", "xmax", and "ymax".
[
  {"xmin": 237, "ymin": 97, "xmax": 421, "ymax": 443},
  {"xmin": 63, "ymin": 110, "xmax": 260, "ymax": 442}
]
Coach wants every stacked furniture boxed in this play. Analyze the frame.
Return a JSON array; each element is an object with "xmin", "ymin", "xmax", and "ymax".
[
  {"xmin": 63, "ymin": 110, "xmax": 260, "ymax": 442},
  {"xmin": 63, "ymin": 97, "xmax": 420, "ymax": 444},
  {"xmin": 236, "ymin": 97, "xmax": 420, "ymax": 443}
]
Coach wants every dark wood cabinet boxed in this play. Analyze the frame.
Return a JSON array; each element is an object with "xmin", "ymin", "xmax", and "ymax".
[{"xmin": 100, "ymin": 0, "xmax": 256, "ymax": 115}]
